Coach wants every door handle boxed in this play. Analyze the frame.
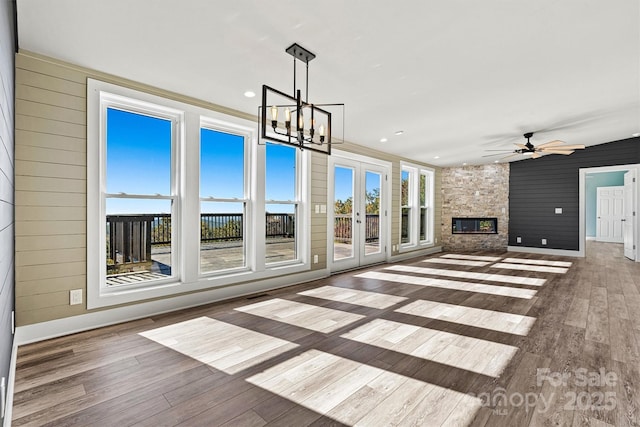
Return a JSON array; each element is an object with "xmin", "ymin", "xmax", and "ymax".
[{"xmin": 622, "ymin": 219, "xmax": 626, "ymax": 222}]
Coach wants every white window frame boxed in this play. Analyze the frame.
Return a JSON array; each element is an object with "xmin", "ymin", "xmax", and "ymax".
[
  {"xmin": 88, "ymin": 79, "xmax": 310, "ymax": 309},
  {"xmin": 264, "ymin": 143, "xmax": 303, "ymax": 267},
  {"xmin": 400, "ymin": 162, "xmax": 435, "ymax": 251},
  {"xmin": 198, "ymin": 119, "xmax": 252, "ymax": 276}
]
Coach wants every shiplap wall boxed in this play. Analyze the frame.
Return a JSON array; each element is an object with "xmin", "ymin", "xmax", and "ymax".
[
  {"xmin": 310, "ymin": 152, "xmax": 328, "ymax": 270},
  {"xmin": 0, "ymin": 0, "xmax": 15, "ymax": 417},
  {"xmin": 14, "ymin": 51, "xmax": 441, "ymax": 327},
  {"xmin": 510, "ymin": 137, "xmax": 640, "ymax": 250}
]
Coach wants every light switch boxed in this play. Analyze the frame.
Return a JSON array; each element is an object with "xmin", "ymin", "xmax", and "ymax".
[
  {"xmin": 315, "ymin": 204, "xmax": 320, "ymax": 214},
  {"xmin": 555, "ymin": 208, "xmax": 562, "ymax": 214},
  {"xmin": 320, "ymin": 205, "xmax": 327, "ymax": 214}
]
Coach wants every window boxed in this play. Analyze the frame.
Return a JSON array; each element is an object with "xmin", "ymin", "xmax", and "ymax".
[
  {"xmin": 88, "ymin": 80, "xmax": 310, "ymax": 309},
  {"xmin": 265, "ymin": 143, "xmax": 298, "ymax": 264},
  {"xmin": 200, "ymin": 127, "xmax": 247, "ymax": 273},
  {"xmin": 401, "ymin": 169, "xmax": 412, "ymax": 244},
  {"xmin": 104, "ymin": 105, "xmax": 180, "ymax": 287},
  {"xmin": 400, "ymin": 163, "xmax": 434, "ymax": 249},
  {"xmin": 419, "ymin": 171, "xmax": 430, "ymax": 242}
]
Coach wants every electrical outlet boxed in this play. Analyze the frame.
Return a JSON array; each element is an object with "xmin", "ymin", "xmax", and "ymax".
[
  {"xmin": 541, "ymin": 239, "xmax": 547, "ymax": 245},
  {"xmin": 516, "ymin": 236, "xmax": 522, "ymax": 243},
  {"xmin": 70, "ymin": 289, "xmax": 83, "ymax": 305},
  {"xmin": 313, "ymin": 254, "xmax": 318, "ymax": 264},
  {"xmin": 555, "ymin": 207, "xmax": 562, "ymax": 214}
]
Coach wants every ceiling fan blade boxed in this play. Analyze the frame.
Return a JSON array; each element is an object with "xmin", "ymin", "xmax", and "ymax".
[
  {"xmin": 514, "ymin": 143, "xmax": 528, "ymax": 150},
  {"xmin": 542, "ymin": 149, "xmax": 575, "ymax": 155},
  {"xmin": 531, "ymin": 152, "xmax": 542, "ymax": 159},
  {"xmin": 544, "ymin": 144, "xmax": 585, "ymax": 150},
  {"xmin": 536, "ymin": 140, "xmax": 565, "ymax": 149}
]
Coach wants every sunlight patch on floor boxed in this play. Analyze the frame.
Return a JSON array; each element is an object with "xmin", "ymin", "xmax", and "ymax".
[
  {"xmin": 502, "ymin": 257, "xmax": 573, "ymax": 267},
  {"xmin": 424, "ymin": 258, "xmax": 490, "ymax": 267},
  {"xmin": 355, "ymin": 271, "xmax": 538, "ymax": 299},
  {"xmin": 395, "ymin": 264, "xmax": 547, "ymax": 286},
  {"xmin": 235, "ymin": 298, "xmax": 365, "ymax": 333},
  {"xmin": 246, "ymin": 349, "xmax": 482, "ymax": 426},
  {"xmin": 341, "ymin": 319, "xmax": 518, "ymax": 378},
  {"xmin": 139, "ymin": 316, "xmax": 297, "ymax": 374},
  {"xmin": 298, "ymin": 285, "xmax": 407, "ymax": 309},
  {"xmin": 491, "ymin": 262, "xmax": 568, "ymax": 274},
  {"xmin": 396, "ymin": 299, "xmax": 537, "ymax": 336},
  {"xmin": 441, "ymin": 254, "xmax": 503, "ymax": 262}
]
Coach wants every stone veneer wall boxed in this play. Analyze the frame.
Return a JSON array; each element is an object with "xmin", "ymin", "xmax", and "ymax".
[{"xmin": 441, "ymin": 164, "xmax": 509, "ymax": 251}]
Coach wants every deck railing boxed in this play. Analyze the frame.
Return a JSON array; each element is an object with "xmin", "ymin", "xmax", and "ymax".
[
  {"xmin": 333, "ymin": 214, "xmax": 380, "ymax": 243},
  {"xmin": 107, "ymin": 212, "xmax": 381, "ymax": 272}
]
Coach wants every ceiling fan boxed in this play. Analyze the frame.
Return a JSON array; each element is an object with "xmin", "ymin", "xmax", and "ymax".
[{"xmin": 484, "ymin": 132, "xmax": 585, "ymax": 161}]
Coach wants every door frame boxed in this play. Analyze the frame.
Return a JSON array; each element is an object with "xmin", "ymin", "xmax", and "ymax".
[
  {"xmin": 579, "ymin": 164, "xmax": 640, "ymax": 261},
  {"xmin": 328, "ymin": 150, "xmax": 392, "ymax": 272}
]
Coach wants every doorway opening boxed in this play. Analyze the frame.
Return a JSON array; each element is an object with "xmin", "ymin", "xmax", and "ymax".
[{"xmin": 580, "ymin": 164, "xmax": 639, "ymax": 261}]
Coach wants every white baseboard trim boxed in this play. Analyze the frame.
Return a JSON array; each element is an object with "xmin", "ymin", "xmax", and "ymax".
[
  {"xmin": 586, "ymin": 236, "xmax": 596, "ymax": 241},
  {"xmin": 2, "ymin": 342, "xmax": 17, "ymax": 427},
  {"xmin": 507, "ymin": 245, "xmax": 584, "ymax": 258},
  {"xmin": 15, "ymin": 268, "xmax": 329, "ymax": 346},
  {"xmin": 391, "ymin": 246, "xmax": 442, "ymax": 262}
]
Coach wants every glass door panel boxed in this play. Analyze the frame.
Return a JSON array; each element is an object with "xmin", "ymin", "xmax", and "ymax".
[
  {"xmin": 333, "ymin": 166, "xmax": 355, "ymax": 261},
  {"xmin": 363, "ymin": 170, "xmax": 381, "ymax": 256}
]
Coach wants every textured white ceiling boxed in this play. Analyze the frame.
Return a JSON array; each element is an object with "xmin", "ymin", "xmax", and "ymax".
[{"xmin": 16, "ymin": 0, "xmax": 640, "ymax": 166}]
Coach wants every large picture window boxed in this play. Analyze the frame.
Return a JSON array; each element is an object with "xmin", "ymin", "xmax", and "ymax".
[
  {"xmin": 200, "ymin": 127, "xmax": 247, "ymax": 273},
  {"xmin": 104, "ymin": 105, "xmax": 179, "ymax": 287},
  {"xmin": 265, "ymin": 143, "xmax": 299, "ymax": 264},
  {"xmin": 88, "ymin": 80, "xmax": 309, "ymax": 309},
  {"xmin": 400, "ymin": 163, "xmax": 434, "ymax": 249}
]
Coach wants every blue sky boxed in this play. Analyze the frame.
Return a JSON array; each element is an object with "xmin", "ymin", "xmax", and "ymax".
[
  {"xmin": 333, "ymin": 166, "xmax": 381, "ymax": 203},
  {"xmin": 106, "ymin": 108, "xmax": 298, "ymax": 214}
]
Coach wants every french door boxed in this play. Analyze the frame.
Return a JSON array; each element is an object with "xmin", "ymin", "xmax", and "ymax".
[{"xmin": 329, "ymin": 156, "xmax": 388, "ymax": 271}]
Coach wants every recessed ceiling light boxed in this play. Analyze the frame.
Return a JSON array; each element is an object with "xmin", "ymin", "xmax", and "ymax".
[
  {"xmin": 394, "ymin": 130, "xmax": 404, "ymax": 136},
  {"xmin": 463, "ymin": 163, "xmax": 467, "ymax": 166},
  {"xmin": 244, "ymin": 91, "xmax": 256, "ymax": 98},
  {"xmin": 632, "ymin": 132, "xmax": 640, "ymax": 137},
  {"xmin": 494, "ymin": 160, "xmax": 500, "ymax": 163},
  {"xmin": 380, "ymin": 138, "xmax": 388, "ymax": 143},
  {"xmin": 433, "ymin": 156, "xmax": 440, "ymax": 159}
]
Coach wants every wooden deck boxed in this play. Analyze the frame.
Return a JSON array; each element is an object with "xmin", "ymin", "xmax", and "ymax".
[{"xmin": 12, "ymin": 242, "xmax": 640, "ymax": 426}]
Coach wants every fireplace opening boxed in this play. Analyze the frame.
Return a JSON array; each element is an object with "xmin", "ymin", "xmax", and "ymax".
[{"xmin": 452, "ymin": 217, "xmax": 498, "ymax": 234}]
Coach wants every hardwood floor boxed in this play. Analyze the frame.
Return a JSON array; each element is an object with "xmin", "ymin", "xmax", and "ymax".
[{"xmin": 12, "ymin": 242, "xmax": 640, "ymax": 426}]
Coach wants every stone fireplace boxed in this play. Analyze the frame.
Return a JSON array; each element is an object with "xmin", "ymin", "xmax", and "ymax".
[{"xmin": 441, "ymin": 164, "xmax": 509, "ymax": 251}]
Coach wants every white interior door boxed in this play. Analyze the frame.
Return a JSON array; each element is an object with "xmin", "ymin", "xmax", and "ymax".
[
  {"xmin": 596, "ymin": 186, "xmax": 624, "ymax": 243},
  {"xmin": 330, "ymin": 158, "xmax": 387, "ymax": 271},
  {"xmin": 623, "ymin": 171, "xmax": 636, "ymax": 260}
]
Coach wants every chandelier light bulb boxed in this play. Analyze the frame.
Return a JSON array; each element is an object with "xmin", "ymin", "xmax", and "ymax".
[{"xmin": 270, "ymin": 105, "xmax": 278, "ymax": 121}]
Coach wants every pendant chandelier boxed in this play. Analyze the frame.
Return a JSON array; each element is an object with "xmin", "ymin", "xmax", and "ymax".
[{"xmin": 260, "ymin": 43, "xmax": 343, "ymax": 155}]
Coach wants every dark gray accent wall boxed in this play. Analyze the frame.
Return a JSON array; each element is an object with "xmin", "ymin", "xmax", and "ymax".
[
  {"xmin": 509, "ymin": 137, "xmax": 640, "ymax": 250},
  {"xmin": 0, "ymin": 0, "xmax": 15, "ymax": 420}
]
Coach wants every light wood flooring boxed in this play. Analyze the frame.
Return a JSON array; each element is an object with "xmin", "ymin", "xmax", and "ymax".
[{"xmin": 11, "ymin": 242, "xmax": 640, "ymax": 426}]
